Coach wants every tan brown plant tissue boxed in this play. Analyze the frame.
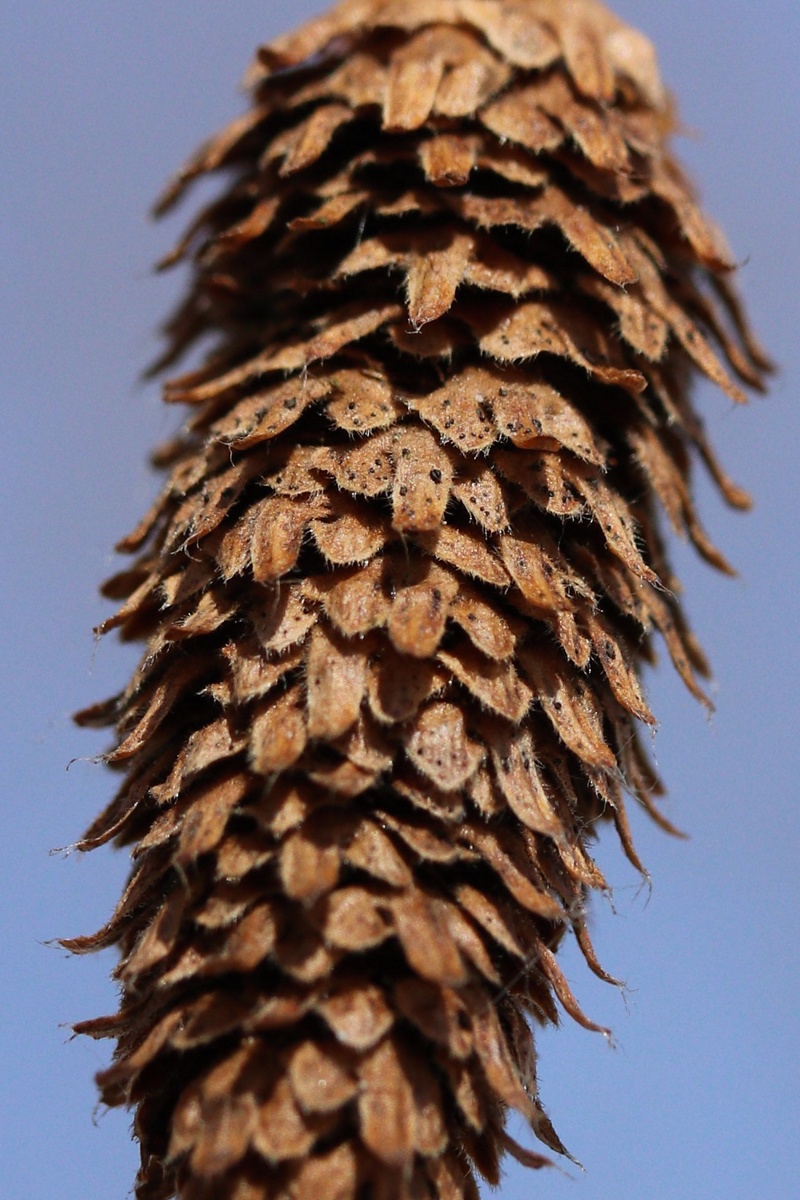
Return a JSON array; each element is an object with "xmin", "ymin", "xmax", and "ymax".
[{"xmin": 67, "ymin": 2, "xmax": 770, "ymax": 1197}]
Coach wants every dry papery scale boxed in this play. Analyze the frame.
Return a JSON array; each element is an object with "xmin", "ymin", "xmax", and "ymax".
[{"xmin": 67, "ymin": 2, "xmax": 769, "ymax": 1198}]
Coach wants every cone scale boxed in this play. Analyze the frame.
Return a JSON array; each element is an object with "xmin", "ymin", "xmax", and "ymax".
[{"xmin": 69, "ymin": 2, "xmax": 769, "ymax": 1197}]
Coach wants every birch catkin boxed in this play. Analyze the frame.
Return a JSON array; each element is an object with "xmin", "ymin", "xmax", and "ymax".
[{"xmin": 69, "ymin": 2, "xmax": 769, "ymax": 1197}]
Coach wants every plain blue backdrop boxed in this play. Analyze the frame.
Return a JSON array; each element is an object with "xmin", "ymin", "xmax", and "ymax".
[{"xmin": 1, "ymin": 3, "xmax": 797, "ymax": 1198}]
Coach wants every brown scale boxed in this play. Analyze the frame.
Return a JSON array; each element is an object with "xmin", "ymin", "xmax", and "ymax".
[{"xmin": 69, "ymin": 2, "xmax": 770, "ymax": 1198}]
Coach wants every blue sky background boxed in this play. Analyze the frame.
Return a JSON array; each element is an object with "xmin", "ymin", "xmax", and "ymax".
[{"xmin": 1, "ymin": 3, "xmax": 797, "ymax": 1198}]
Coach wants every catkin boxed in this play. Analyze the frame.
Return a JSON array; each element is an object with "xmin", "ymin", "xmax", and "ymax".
[{"xmin": 69, "ymin": 3, "xmax": 768, "ymax": 1198}]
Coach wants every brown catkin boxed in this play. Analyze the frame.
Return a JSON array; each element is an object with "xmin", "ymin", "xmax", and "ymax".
[{"xmin": 68, "ymin": 2, "xmax": 770, "ymax": 1198}]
